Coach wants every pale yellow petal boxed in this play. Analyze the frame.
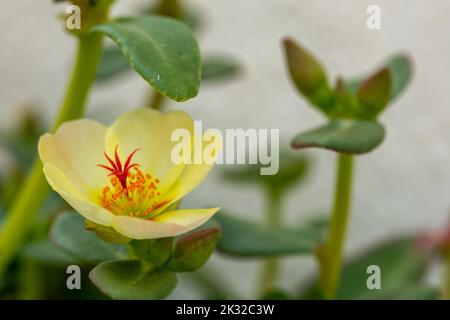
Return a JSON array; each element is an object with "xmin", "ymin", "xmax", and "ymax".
[
  {"xmin": 105, "ymin": 108, "xmax": 193, "ymax": 193},
  {"xmin": 43, "ymin": 164, "xmax": 113, "ymax": 226},
  {"xmin": 153, "ymin": 131, "xmax": 222, "ymax": 214},
  {"xmin": 38, "ymin": 119, "xmax": 108, "ymax": 193},
  {"xmin": 153, "ymin": 207, "xmax": 219, "ymax": 224},
  {"xmin": 111, "ymin": 207, "xmax": 219, "ymax": 239},
  {"xmin": 154, "ymin": 163, "xmax": 214, "ymax": 214}
]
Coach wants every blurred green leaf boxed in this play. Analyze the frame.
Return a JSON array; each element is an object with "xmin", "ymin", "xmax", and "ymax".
[
  {"xmin": 283, "ymin": 38, "xmax": 334, "ymax": 114},
  {"xmin": 299, "ymin": 237, "xmax": 433, "ymax": 299},
  {"xmin": 215, "ymin": 213, "xmax": 325, "ymax": 257},
  {"xmin": 373, "ymin": 285, "xmax": 439, "ymax": 300},
  {"xmin": 329, "ymin": 78, "xmax": 361, "ymax": 119},
  {"xmin": 89, "ymin": 260, "xmax": 177, "ymax": 300},
  {"xmin": 184, "ymin": 270, "xmax": 232, "ymax": 300},
  {"xmin": 50, "ymin": 212, "xmax": 126, "ymax": 264},
  {"xmin": 261, "ymin": 289, "xmax": 291, "ymax": 300},
  {"xmin": 0, "ymin": 109, "xmax": 44, "ymax": 170},
  {"xmin": 347, "ymin": 54, "xmax": 412, "ymax": 102},
  {"xmin": 356, "ymin": 68, "xmax": 392, "ymax": 119},
  {"xmin": 202, "ymin": 54, "xmax": 241, "ymax": 82},
  {"xmin": 142, "ymin": 0, "xmax": 201, "ymax": 30},
  {"xmin": 222, "ymin": 149, "xmax": 309, "ymax": 192},
  {"xmin": 85, "ymin": 219, "xmax": 131, "ymax": 244},
  {"xmin": 96, "ymin": 45, "xmax": 131, "ymax": 82},
  {"xmin": 387, "ymin": 54, "xmax": 412, "ymax": 101},
  {"xmin": 130, "ymin": 238, "xmax": 173, "ymax": 266},
  {"xmin": 166, "ymin": 227, "xmax": 221, "ymax": 272},
  {"xmin": 21, "ymin": 240, "xmax": 77, "ymax": 266},
  {"xmin": 337, "ymin": 238, "xmax": 429, "ymax": 299},
  {"xmin": 96, "ymin": 49, "xmax": 240, "ymax": 84},
  {"xmin": 151, "ymin": 0, "xmax": 184, "ymax": 21},
  {"xmin": 92, "ymin": 15, "xmax": 201, "ymax": 101},
  {"xmin": 292, "ymin": 119, "xmax": 385, "ymax": 154}
]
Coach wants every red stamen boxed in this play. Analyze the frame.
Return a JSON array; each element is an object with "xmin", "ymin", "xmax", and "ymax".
[
  {"xmin": 103, "ymin": 151, "xmax": 118, "ymax": 171},
  {"xmin": 124, "ymin": 148, "xmax": 141, "ymax": 169},
  {"xmin": 98, "ymin": 145, "xmax": 140, "ymax": 191},
  {"xmin": 114, "ymin": 145, "xmax": 123, "ymax": 172}
]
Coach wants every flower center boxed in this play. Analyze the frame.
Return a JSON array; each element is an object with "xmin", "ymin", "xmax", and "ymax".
[{"xmin": 97, "ymin": 146, "xmax": 169, "ymax": 218}]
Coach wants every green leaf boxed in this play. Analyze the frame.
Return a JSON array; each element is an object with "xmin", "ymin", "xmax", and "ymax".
[
  {"xmin": 261, "ymin": 289, "xmax": 291, "ymax": 300},
  {"xmin": 96, "ymin": 45, "xmax": 131, "ymax": 81},
  {"xmin": 347, "ymin": 54, "xmax": 412, "ymax": 102},
  {"xmin": 50, "ymin": 212, "xmax": 126, "ymax": 264},
  {"xmin": 166, "ymin": 227, "xmax": 221, "ymax": 272},
  {"xmin": 330, "ymin": 78, "xmax": 361, "ymax": 119},
  {"xmin": 222, "ymin": 149, "xmax": 309, "ymax": 192},
  {"xmin": 21, "ymin": 240, "xmax": 77, "ymax": 266},
  {"xmin": 356, "ymin": 68, "xmax": 392, "ymax": 119},
  {"xmin": 89, "ymin": 260, "xmax": 177, "ymax": 300},
  {"xmin": 387, "ymin": 54, "xmax": 412, "ymax": 101},
  {"xmin": 373, "ymin": 285, "xmax": 439, "ymax": 300},
  {"xmin": 283, "ymin": 38, "xmax": 334, "ymax": 113},
  {"xmin": 85, "ymin": 219, "xmax": 131, "ymax": 244},
  {"xmin": 130, "ymin": 238, "xmax": 173, "ymax": 265},
  {"xmin": 300, "ymin": 237, "xmax": 432, "ymax": 299},
  {"xmin": 92, "ymin": 15, "xmax": 201, "ymax": 101},
  {"xmin": 201, "ymin": 54, "xmax": 241, "ymax": 82},
  {"xmin": 147, "ymin": 0, "xmax": 202, "ymax": 30},
  {"xmin": 337, "ymin": 238, "xmax": 429, "ymax": 299},
  {"xmin": 291, "ymin": 119, "xmax": 385, "ymax": 154},
  {"xmin": 215, "ymin": 213, "xmax": 325, "ymax": 257}
]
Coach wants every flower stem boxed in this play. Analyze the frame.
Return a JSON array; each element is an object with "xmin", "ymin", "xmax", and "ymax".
[
  {"xmin": 258, "ymin": 189, "xmax": 283, "ymax": 296},
  {"xmin": 319, "ymin": 153, "xmax": 354, "ymax": 299},
  {"xmin": 18, "ymin": 259, "xmax": 44, "ymax": 300},
  {"xmin": 445, "ymin": 251, "xmax": 450, "ymax": 300},
  {"xmin": 0, "ymin": 33, "xmax": 105, "ymax": 278},
  {"xmin": 147, "ymin": 90, "xmax": 166, "ymax": 110}
]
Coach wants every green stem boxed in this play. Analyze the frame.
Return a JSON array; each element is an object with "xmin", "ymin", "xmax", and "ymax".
[
  {"xmin": 52, "ymin": 34, "xmax": 104, "ymax": 131},
  {"xmin": 0, "ymin": 33, "xmax": 105, "ymax": 278},
  {"xmin": 148, "ymin": 90, "xmax": 166, "ymax": 110},
  {"xmin": 18, "ymin": 259, "xmax": 44, "ymax": 300},
  {"xmin": 258, "ymin": 189, "xmax": 283, "ymax": 296},
  {"xmin": 319, "ymin": 153, "xmax": 354, "ymax": 299},
  {"xmin": 445, "ymin": 252, "xmax": 450, "ymax": 300}
]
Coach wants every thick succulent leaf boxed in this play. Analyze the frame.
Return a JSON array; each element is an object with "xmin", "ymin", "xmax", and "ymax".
[
  {"xmin": 21, "ymin": 240, "xmax": 77, "ymax": 266},
  {"xmin": 347, "ymin": 54, "xmax": 412, "ymax": 102},
  {"xmin": 143, "ymin": 0, "xmax": 201, "ymax": 30},
  {"xmin": 85, "ymin": 220, "xmax": 131, "ymax": 244},
  {"xmin": 129, "ymin": 238, "xmax": 173, "ymax": 266},
  {"xmin": 261, "ymin": 289, "xmax": 292, "ymax": 300},
  {"xmin": 337, "ymin": 238, "xmax": 429, "ymax": 299},
  {"xmin": 299, "ymin": 237, "xmax": 432, "ymax": 300},
  {"xmin": 330, "ymin": 78, "xmax": 361, "ymax": 119},
  {"xmin": 283, "ymin": 38, "xmax": 334, "ymax": 113},
  {"xmin": 370, "ymin": 285, "xmax": 439, "ymax": 300},
  {"xmin": 50, "ymin": 212, "xmax": 126, "ymax": 264},
  {"xmin": 222, "ymin": 149, "xmax": 309, "ymax": 192},
  {"xmin": 166, "ymin": 227, "xmax": 221, "ymax": 272},
  {"xmin": 387, "ymin": 54, "xmax": 412, "ymax": 101},
  {"xmin": 90, "ymin": 260, "xmax": 177, "ymax": 300},
  {"xmin": 96, "ymin": 45, "xmax": 131, "ymax": 81},
  {"xmin": 92, "ymin": 15, "xmax": 201, "ymax": 101},
  {"xmin": 356, "ymin": 68, "xmax": 392, "ymax": 119},
  {"xmin": 291, "ymin": 120, "xmax": 385, "ymax": 154},
  {"xmin": 202, "ymin": 54, "xmax": 241, "ymax": 82},
  {"xmin": 215, "ymin": 213, "xmax": 326, "ymax": 257}
]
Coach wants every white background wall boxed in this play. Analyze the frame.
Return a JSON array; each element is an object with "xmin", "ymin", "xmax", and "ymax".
[{"xmin": 1, "ymin": 0, "xmax": 450, "ymax": 298}]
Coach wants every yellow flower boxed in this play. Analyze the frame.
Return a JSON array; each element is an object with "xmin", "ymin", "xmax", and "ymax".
[{"xmin": 39, "ymin": 108, "xmax": 220, "ymax": 240}]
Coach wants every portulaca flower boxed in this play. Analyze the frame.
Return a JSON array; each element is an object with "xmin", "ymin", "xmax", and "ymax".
[{"xmin": 39, "ymin": 108, "xmax": 220, "ymax": 240}]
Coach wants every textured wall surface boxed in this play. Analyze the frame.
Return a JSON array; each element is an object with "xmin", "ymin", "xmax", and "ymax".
[{"xmin": 1, "ymin": 0, "xmax": 449, "ymax": 298}]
